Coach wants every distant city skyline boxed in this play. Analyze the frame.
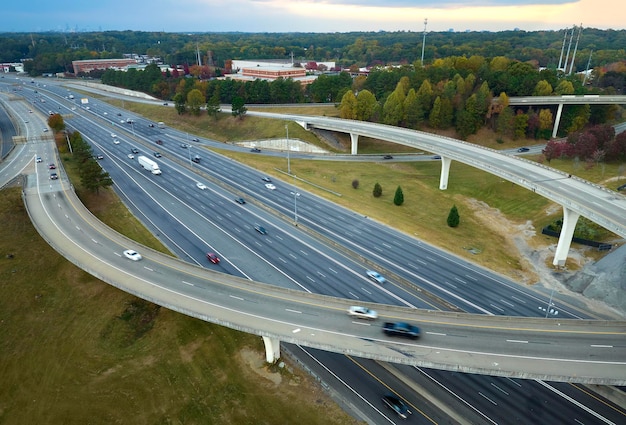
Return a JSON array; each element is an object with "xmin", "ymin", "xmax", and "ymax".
[{"xmin": 2, "ymin": 0, "xmax": 623, "ymax": 33}]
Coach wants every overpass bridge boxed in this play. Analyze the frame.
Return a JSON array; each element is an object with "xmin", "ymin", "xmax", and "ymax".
[
  {"xmin": 243, "ymin": 110, "xmax": 626, "ymax": 268},
  {"xmin": 21, "ymin": 180, "xmax": 626, "ymax": 385},
  {"xmin": 506, "ymin": 94, "xmax": 626, "ymax": 138}
]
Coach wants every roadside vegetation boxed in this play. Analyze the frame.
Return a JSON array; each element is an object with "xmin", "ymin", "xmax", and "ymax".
[{"xmin": 0, "ymin": 185, "xmax": 361, "ymax": 425}]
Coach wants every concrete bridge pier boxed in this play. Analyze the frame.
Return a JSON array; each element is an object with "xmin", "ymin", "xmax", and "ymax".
[
  {"xmin": 350, "ymin": 133, "xmax": 359, "ymax": 155},
  {"xmin": 553, "ymin": 206, "xmax": 580, "ymax": 267},
  {"xmin": 438, "ymin": 156, "xmax": 452, "ymax": 190},
  {"xmin": 552, "ymin": 103, "xmax": 564, "ymax": 139},
  {"xmin": 262, "ymin": 336, "xmax": 281, "ymax": 364}
]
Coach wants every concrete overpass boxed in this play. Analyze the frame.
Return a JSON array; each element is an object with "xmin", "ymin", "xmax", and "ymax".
[
  {"xmin": 21, "ymin": 179, "xmax": 626, "ymax": 385},
  {"xmin": 240, "ymin": 110, "xmax": 626, "ymax": 268},
  {"xmin": 507, "ymin": 94, "xmax": 626, "ymax": 138}
]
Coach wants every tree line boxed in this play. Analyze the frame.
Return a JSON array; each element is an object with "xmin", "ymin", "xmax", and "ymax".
[{"xmin": 3, "ymin": 29, "xmax": 626, "ymax": 76}]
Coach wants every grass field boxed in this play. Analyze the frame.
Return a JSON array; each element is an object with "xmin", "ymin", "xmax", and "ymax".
[{"xmin": 0, "ymin": 184, "xmax": 361, "ymax": 425}]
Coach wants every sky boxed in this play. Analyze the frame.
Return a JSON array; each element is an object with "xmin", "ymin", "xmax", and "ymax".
[{"xmin": 2, "ymin": 0, "xmax": 624, "ymax": 33}]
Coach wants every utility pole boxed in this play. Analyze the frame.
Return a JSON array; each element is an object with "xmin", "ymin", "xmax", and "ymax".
[
  {"xmin": 563, "ymin": 26, "xmax": 575, "ymax": 75},
  {"xmin": 420, "ymin": 18, "xmax": 428, "ymax": 67},
  {"xmin": 568, "ymin": 24, "xmax": 583, "ymax": 75},
  {"xmin": 557, "ymin": 27, "xmax": 568, "ymax": 71}
]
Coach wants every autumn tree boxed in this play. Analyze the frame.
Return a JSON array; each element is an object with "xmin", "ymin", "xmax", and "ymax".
[
  {"xmin": 339, "ymin": 90, "xmax": 357, "ymax": 119},
  {"xmin": 47, "ymin": 113, "xmax": 65, "ymax": 133},
  {"xmin": 187, "ymin": 89, "xmax": 206, "ymax": 116},
  {"xmin": 355, "ymin": 89, "xmax": 377, "ymax": 121},
  {"xmin": 538, "ymin": 108, "xmax": 554, "ymax": 139},
  {"xmin": 514, "ymin": 112, "xmax": 529, "ymax": 140},
  {"xmin": 533, "ymin": 80, "xmax": 553, "ymax": 96}
]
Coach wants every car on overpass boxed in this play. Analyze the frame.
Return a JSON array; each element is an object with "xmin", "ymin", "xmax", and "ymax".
[
  {"xmin": 347, "ymin": 306, "xmax": 378, "ymax": 320},
  {"xmin": 123, "ymin": 250, "xmax": 142, "ymax": 261}
]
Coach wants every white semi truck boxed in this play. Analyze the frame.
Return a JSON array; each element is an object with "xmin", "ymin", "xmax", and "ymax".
[{"xmin": 137, "ymin": 155, "xmax": 162, "ymax": 175}]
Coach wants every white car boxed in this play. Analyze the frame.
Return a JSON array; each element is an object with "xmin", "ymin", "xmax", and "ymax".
[
  {"xmin": 127, "ymin": 154, "xmax": 135, "ymax": 159},
  {"xmin": 366, "ymin": 270, "xmax": 386, "ymax": 284},
  {"xmin": 111, "ymin": 133, "xmax": 117, "ymax": 138},
  {"xmin": 35, "ymin": 156, "xmax": 42, "ymax": 163},
  {"xmin": 347, "ymin": 306, "xmax": 378, "ymax": 320},
  {"xmin": 123, "ymin": 250, "xmax": 142, "ymax": 261},
  {"xmin": 265, "ymin": 183, "xmax": 276, "ymax": 190},
  {"xmin": 113, "ymin": 139, "xmax": 120, "ymax": 145},
  {"xmin": 196, "ymin": 182, "xmax": 207, "ymax": 190}
]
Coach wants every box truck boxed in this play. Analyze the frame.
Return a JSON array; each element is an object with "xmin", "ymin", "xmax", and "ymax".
[{"xmin": 138, "ymin": 155, "xmax": 162, "ymax": 175}]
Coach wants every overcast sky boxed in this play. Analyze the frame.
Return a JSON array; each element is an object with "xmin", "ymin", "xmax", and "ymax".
[{"xmin": 2, "ymin": 0, "xmax": 623, "ymax": 33}]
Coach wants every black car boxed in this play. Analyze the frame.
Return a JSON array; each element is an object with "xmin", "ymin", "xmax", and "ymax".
[
  {"xmin": 49, "ymin": 172, "xmax": 59, "ymax": 180},
  {"xmin": 236, "ymin": 198, "xmax": 246, "ymax": 204},
  {"xmin": 383, "ymin": 155, "xmax": 393, "ymax": 159},
  {"xmin": 517, "ymin": 147, "xmax": 530, "ymax": 153},
  {"xmin": 131, "ymin": 148, "xmax": 139, "ymax": 154},
  {"xmin": 254, "ymin": 225, "xmax": 267, "ymax": 235},
  {"xmin": 382, "ymin": 394, "xmax": 411, "ymax": 419},
  {"xmin": 250, "ymin": 147, "xmax": 261, "ymax": 153},
  {"xmin": 261, "ymin": 176, "xmax": 272, "ymax": 182},
  {"xmin": 191, "ymin": 155, "xmax": 201, "ymax": 163},
  {"xmin": 153, "ymin": 152, "xmax": 162, "ymax": 158}
]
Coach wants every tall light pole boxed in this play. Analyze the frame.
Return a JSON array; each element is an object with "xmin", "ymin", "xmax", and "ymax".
[
  {"xmin": 290, "ymin": 191, "xmax": 300, "ymax": 225},
  {"xmin": 420, "ymin": 18, "xmax": 428, "ymax": 67},
  {"xmin": 286, "ymin": 123, "xmax": 291, "ymax": 175}
]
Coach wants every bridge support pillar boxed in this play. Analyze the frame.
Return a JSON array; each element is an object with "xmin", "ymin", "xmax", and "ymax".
[
  {"xmin": 350, "ymin": 133, "xmax": 359, "ymax": 155},
  {"xmin": 553, "ymin": 206, "xmax": 580, "ymax": 267},
  {"xmin": 438, "ymin": 156, "xmax": 452, "ymax": 190},
  {"xmin": 552, "ymin": 103, "xmax": 564, "ymax": 139},
  {"xmin": 262, "ymin": 336, "xmax": 281, "ymax": 364}
]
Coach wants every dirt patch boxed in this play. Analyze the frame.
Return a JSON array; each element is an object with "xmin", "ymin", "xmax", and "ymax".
[
  {"xmin": 465, "ymin": 198, "xmax": 625, "ymax": 317},
  {"xmin": 239, "ymin": 347, "xmax": 282, "ymax": 386}
]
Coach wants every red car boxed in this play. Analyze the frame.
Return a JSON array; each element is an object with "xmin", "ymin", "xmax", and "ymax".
[
  {"xmin": 206, "ymin": 253, "xmax": 220, "ymax": 264},
  {"xmin": 48, "ymin": 163, "xmax": 56, "ymax": 169}
]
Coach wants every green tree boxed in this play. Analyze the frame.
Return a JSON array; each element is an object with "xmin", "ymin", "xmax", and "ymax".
[
  {"xmin": 382, "ymin": 90, "xmax": 404, "ymax": 126},
  {"xmin": 373, "ymin": 182, "xmax": 382, "ymax": 198},
  {"xmin": 187, "ymin": 89, "xmax": 205, "ymax": 116},
  {"xmin": 393, "ymin": 186, "xmax": 404, "ymax": 206},
  {"xmin": 173, "ymin": 92, "xmax": 186, "ymax": 115},
  {"xmin": 496, "ymin": 106, "xmax": 515, "ymax": 138},
  {"xmin": 80, "ymin": 158, "xmax": 114, "ymax": 194},
  {"xmin": 429, "ymin": 96, "xmax": 442, "ymax": 129},
  {"xmin": 231, "ymin": 96, "xmax": 247, "ymax": 119},
  {"xmin": 447, "ymin": 205, "xmax": 460, "ymax": 227},
  {"xmin": 403, "ymin": 88, "xmax": 422, "ymax": 129},
  {"xmin": 206, "ymin": 93, "xmax": 220, "ymax": 119}
]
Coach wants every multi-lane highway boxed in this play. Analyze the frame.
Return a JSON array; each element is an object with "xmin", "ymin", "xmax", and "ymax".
[{"xmin": 3, "ymin": 78, "xmax": 626, "ymax": 424}]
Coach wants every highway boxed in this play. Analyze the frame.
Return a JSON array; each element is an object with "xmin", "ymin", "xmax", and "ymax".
[{"xmin": 2, "ymin": 79, "xmax": 626, "ymax": 423}]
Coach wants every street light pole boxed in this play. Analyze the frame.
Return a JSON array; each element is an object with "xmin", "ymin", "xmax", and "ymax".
[
  {"xmin": 286, "ymin": 124, "xmax": 291, "ymax": 175},
  {"xmin": 290, "ymin": 191, "xmax": 300, "ymax": 225}
]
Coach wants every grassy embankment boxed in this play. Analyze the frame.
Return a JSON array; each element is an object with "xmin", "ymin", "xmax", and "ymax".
[{"xmin": 0, "ymin": 124, "xmax": 361, "ymax": 423}]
